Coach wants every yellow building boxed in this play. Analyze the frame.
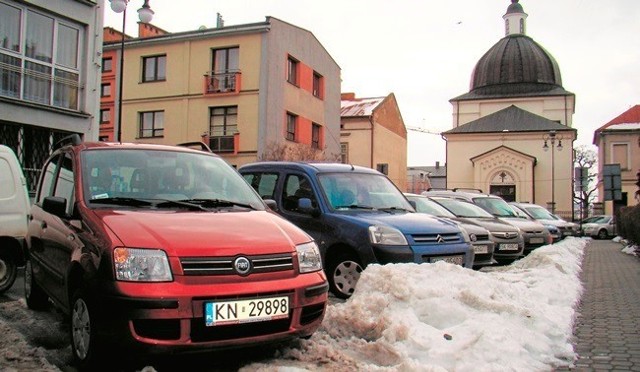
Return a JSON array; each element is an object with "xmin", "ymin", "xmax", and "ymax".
[
  {"xmin": 102, "ymin": 17, "xmax": 341, "ymax": 167},
  {"xmin": 443, "ymin": 0, "xmax": 577, "ymax": 218},
  {"xmin": 340, "ymin": 93, "xmax": 408, "ymax": 190},
  {"xmin": 594, "ymin": 105, "xmax": 640, "ymax": 214}
]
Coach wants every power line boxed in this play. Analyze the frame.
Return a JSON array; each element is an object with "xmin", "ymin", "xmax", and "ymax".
[{"xmin": 406, "ymin": 126, "xmax": 443, "ymax": 136}]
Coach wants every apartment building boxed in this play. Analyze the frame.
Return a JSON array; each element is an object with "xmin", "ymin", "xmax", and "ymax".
[
  {"xmin": 0, "ymin": 0, "xmax": 104, "ymax": 190},
  {"xmin": 101, "ymin": 17, "xmax": 341, "ymax": 167}
]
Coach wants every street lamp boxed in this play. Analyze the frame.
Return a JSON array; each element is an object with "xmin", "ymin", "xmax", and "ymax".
[
  {"xmin": 109, "ymin": 0, "xmax": 154, "ymax": 143},
  {"xmin": 542, "ymin": 130, "xmax": 563, "ymax": 214}
]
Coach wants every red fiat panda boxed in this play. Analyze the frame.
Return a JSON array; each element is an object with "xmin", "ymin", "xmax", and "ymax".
[{"xmin": 25, "ymin": 136, "xmax": 327, "ymax": 368}]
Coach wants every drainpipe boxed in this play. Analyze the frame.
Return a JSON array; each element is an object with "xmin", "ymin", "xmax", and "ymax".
[{"xmin": 369, "ymin": 116, "xmax": 375, "ymax": 168}]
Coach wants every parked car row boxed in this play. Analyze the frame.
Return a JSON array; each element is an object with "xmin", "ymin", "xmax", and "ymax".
[{"xmin": 2, "ymin": 138, "xmax": 603, "ymax": 369}]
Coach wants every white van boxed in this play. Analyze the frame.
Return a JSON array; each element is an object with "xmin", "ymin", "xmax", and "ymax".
[{"xmin": 0, "ymin": 145, "xmax": 30, "ymax": 293}]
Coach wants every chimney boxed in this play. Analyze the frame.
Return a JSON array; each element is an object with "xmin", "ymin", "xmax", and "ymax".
[
  {"xmin": 216, "ymin": 13, "xmax": 224, "ymax": 28},
  {"xmin": 435, "ymin": 161, "xmax": 440, "ymax": 169},
  {"xmin": 341, "ymin": 92, "xmax": 356, "ymax": 101}
]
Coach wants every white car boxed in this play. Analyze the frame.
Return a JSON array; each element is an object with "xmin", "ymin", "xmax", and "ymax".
[{"xmin": 581, "ymin": 215, "xmax": 616, "ymax": 239}]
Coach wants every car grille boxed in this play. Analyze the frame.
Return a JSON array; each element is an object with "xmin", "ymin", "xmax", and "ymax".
[
  {"xmin": 180, "ymin": 253, "xmax": 294, "ymax": 276},
  {"xmin": 411, "ymin": 232, "xmax": 462, "ymax": 244},
  {"xmin": 190, "ymin": 315, "xmax": 292, "ymax": 342},
  {"xmin": 491, "ymin": 232, "xmax": 519, "ymax": 239},
  {"xmin": 474, "ymin": 234, "xmax": 490, "ymax": 241}
]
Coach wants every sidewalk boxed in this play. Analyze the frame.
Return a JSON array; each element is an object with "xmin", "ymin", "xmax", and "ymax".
[{"xmin": 566, "ymin": 239, "xmax": 640, "ymax": 371}]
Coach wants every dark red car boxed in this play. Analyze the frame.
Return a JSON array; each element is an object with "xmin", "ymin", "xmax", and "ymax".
[{"xmin": 25, "ymin": 136, "xmax": 327, "ymax": 368}]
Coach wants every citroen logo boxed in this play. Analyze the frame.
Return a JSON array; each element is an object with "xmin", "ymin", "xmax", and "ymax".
[
  {"xmin": 233, "ymin": 256, "xmax": 251, "ymax": 276},
  {"xmin": 436, "ymin": 235, "xmax": 445, "ymax": 243}
]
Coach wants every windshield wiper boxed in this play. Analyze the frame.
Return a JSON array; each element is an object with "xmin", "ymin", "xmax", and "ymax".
[
  {"xmin": 89, "ymin": 197, "xmax": 153, "ymax": 207},
  {"xmin": 177, "ymin": 198, "xmax": 256, "ymax": 210},
  {"xmin": 378, "ymin": 206, "xmax": 412, "ymax": 213},
  {"xmin": 334, "ymin": 204, "xmax": 375, "ymax": 210}
]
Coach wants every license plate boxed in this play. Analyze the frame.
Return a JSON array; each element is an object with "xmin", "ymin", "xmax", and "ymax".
[
  {"xmin": 529, "ymin": 237, "xmax": 544, "ymax": 244},
  {"xmin": 205, "ymin": 296, "xmax": 289, "ymax": 326},
  {"xmin": 562, "ymin": 231, "xmax": 573, "ymax": 236},
  {"xmin": 473, "ymin": 245, "xmax": 489, "ymax": 254},
  {"xmin": 499, "ymin": 243, "xmax": 520, "ymax": 251},
  {"xmin": 431, "ymin": 255, "xmax": 464, "ymax": 265}
]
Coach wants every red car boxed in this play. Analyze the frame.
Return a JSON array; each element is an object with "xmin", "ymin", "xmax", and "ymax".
[{"xmin": 25, "ymin": 136, "xmax": 327, "ymax": 368}]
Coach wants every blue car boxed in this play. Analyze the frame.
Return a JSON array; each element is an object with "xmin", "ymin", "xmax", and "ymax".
[{"xmin": 240, "ymin": 162, "xmax": 474, "ymax": 298}]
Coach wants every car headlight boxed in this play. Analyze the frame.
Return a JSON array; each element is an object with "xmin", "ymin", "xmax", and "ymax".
[
  {"xmin": 296, "ymin": 241, "xmax": 323, "ymax": 273},
  {"xmin": 544, "ymin": 225, "xmax": 559, "ymax": 234},
  {"xmin": 458, "ymin": 226, "xmax": 471, "ymax": 243},
  {"xmin": 368, "ymin": 225, "xmax": 408, "ymax": 245},
  {"xmin": 114, "ymin": 248, "xmax": 173, "ymax": 282}
]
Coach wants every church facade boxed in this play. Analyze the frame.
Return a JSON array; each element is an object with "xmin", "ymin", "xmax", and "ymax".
[{"xmin": 443, "ymin": 0, "xmax": 577, "ymax": 218}]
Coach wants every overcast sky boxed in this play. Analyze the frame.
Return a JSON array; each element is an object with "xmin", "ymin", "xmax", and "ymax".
[{"xmin": 103, "ymin": 0, "xmax": 640, "ymax": 166}]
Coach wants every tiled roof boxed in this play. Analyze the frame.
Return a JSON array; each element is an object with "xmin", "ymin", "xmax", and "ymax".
[
  {"xmin": 443, "ymin": 105, "xmax": 575, "ymax": 134},
  {"xmin": 593, "ymin": 104, "xmax": 640, "ymax": 144}
]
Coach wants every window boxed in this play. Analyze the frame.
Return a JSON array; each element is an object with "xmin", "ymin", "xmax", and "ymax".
[
  {"xmin": 242, "ymin": 172, "xmax": 279, "ymax": 200},
  {"xmin": 37, "ymin": 154, "xmax": 61, "ymax": 203},
  {"xmin": 209, "ymin": 106, "xmax": 237, "ymax": 152},
  {"xmin": 313, "ymin": 71, "xmax": 323, "ymax": 98},
  {"xmin": 142, "ymin": 54, "xmax": 166, "ymax": 82},
  {"xmin": 286, "ymin": 113, "xmax": 297, "ymax": 141},
  {"xmin": 287, "ymin": 56, "xmax": 298, "ymax": 85},
  {"xmin": 139, "ymin": 111, "xmax": 164, "ymax": 138},
  {"xmin": 101, "ymin": 83, "xmax": 111, "ymax": 97},
  {"xmin": 376, "ymin": 163, "xmax": 389, "ymax": 175},
  {"xmin": 311, "ymin": 123, "xmax": 321, "ymax": 149},
  {"xmin": 0, "ymin": 4, "xmax": 82, "ymax": 109},
  {"xmin": 207, "ymin": 47, "xmax": 239, "ymax": 93},
  {"xmin": 100, "ymin": 109, "xmax": 110, "ymax": 123},
  {"xmin": 341, "ymin": 143, "xmax": 349, "ymax": 164},
  {"xmin": 102, "ymin": 58, "xmax": 112, "ymax": 72},
  {"xmin": 54, "ymin": 152, "xmax": 75, "ymax": 214},
  {"xmin": 283, "ymin": 174, "xmax": 317, "ymax": 212}
]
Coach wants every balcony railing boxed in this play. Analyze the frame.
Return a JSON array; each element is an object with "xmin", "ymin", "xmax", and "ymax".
[
  {"xmin": 209, "ymin": 135, "xmax": 235, "ymax": 153},
  {"xmin": 204, "ymin": 70, "xmax": 241, "ymax": 94}
]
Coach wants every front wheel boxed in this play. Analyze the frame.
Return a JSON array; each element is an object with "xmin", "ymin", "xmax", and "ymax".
[
  {"xmin": 597, "ymin": 229, "xmax": 609, "ymax": 240},
  {"xmin": 326, "ymin": 251, "xmax": 363, "ymax": 299},
  {"xmin": 24, "ymin": 259, "xmax": 49, "ymax": 310},
  {"xmin": 0, "ymin": 251, "xmax": 18, "ymax": 293},
  {"xmin": 70, "ymin": 289, "xmax": 105, "ymax": 370}
]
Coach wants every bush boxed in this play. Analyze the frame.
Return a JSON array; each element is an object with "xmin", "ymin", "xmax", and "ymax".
[{"xmin": 617, "ymin": 205, "xmax": 640, "ymax": 245}]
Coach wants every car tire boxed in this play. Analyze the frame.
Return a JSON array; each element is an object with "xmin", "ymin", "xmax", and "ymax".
[
  {"xmin": 24, "ymin": 259, "xmax": 49, "ymax": 310},
  {"xmin": 70, "ymin": 288, "xmax": 105, "ymax": 370},
  {"xmin": 597, "ymin": 229, "xmax": 608, "ymax": 240},
  {"xmin": 327, "ymin": 251, "xmax": 363, "ymax": 299},
  {"xmin": 0, "ymin": 250, "xmax": 18, "ymax": 294}
]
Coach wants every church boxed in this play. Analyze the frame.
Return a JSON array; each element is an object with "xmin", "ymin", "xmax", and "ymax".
[{"xmin": 443, "ymin": 0, "xmax": 577, "ymax": 218}]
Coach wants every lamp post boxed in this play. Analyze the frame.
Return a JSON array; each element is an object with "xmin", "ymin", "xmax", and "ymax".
[
  {"xmin": 542, "ymin": 130, "xmax": 563, "ymax": 214},
  {"xmin": 109, "ymin": 0, "xmax": 154, "ymax": 143}
]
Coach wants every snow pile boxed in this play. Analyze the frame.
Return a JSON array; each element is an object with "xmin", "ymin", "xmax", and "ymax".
[
  {"xmin": 613, "ymin": 236, "xmax": 639, "ymax": 257},
  {"xmin": 244, "ymin": 237, "xmax": 587, "ymax": 371},
  {"xmin": 0, "ymin": 318, "xmax": 59, "ymax": 371}
]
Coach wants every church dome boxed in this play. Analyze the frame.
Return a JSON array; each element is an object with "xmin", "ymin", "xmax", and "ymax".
[{"xmin": 469, "ymin": 34, "xmax": 563, "ymax": 96}]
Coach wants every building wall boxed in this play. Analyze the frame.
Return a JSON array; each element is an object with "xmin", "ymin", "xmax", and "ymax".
[
  {"xmin": 340, "ymin": 117, "xmax": 372, "ymax": 166},
  {"xmin": 452, "ymin": 96, "xmax": 575, "ymax": 128},
  {"xmin": 596, "ymin": 131, "xmax": 640, "ymax": 214},
  {"xmin": 446, "ymin": 131, "xmax": 576, "ymax": 214},
  {"xmin": 372, "ymin": 96, "xmax": 407, "ymax": 190},
  {"xmin": 262, "ymin": 18, "xmax": 341, "ymax": 160}
]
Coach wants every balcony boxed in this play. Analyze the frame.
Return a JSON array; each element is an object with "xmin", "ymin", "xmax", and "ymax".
[
  {"xmin": 208, "ymin": 134, "xmax": 236, "ymax": 153},
  {"xmin": 203, "ymin": 71, "xmax": 241, "ymax": 95}
]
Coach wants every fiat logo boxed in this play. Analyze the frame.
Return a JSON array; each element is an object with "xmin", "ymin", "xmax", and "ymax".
[{"xmin": 233, "ymin": 256, "xmax": 251, "ymax": 275}]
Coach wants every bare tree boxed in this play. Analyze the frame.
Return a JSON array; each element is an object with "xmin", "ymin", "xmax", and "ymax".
[
  {"xmin": 258, "ymin": 141, "xmax": 340, "ymax": 162},
  {"xmin": 573, "ymin": 145, "xmax": 598, "ymax": 220}
]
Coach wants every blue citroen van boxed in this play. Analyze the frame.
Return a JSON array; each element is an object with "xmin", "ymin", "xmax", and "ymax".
[{"xmin": 240, "ymin": 162, "xmax": 474, "ymax": 298}]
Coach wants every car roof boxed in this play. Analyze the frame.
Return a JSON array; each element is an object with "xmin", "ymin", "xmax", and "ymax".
[
  {"xmin": 239, "ymin": 161, "xmax": 381, "ymax": 175},
  {"xmin": 422, "ymin": 189, "xmax": 500, "ymax": 200},
  {"xmin": 66, "ymin": 141, "xmax": 219, "ymax": 157}
]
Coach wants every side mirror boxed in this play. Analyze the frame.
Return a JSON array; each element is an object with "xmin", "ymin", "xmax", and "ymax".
[
  {"xmin": 298, "ymin": 198, "xmax": 320, "ymax": 217},
  {"xmin": 263, "ymin": 199, "xmax": 278, "ymax": 211},
  {"xmin": 408, "ymin": 200, "xmax": 417, "ymax": 209},
  {"xmin": 43, "ymin": 196, "xmax": 67, "ymax": 219}
]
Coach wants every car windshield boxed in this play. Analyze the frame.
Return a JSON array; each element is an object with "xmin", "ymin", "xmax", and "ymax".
[
  {"xmin": 407, "ymin": 196, "xmax": 455, "ymax": 217},
  {"xmin": 433, "ymin": 198, "xmax": 494, "ymax": 218},
  {"xmin": 81, "ymin": 148, "xmax": 265, "ymax": 211},
  {"xmin": 524, "ymin": 206, "xmax": 555, "ymax": 220},
  {"xmin": 472, "ymin": 197, "xmax": 518, "ymax": 217},
  {"xmin": 318, "ymin": 172, "xmax": 413, "ymax": 211},
  {"xmin": 583, "ymin": 216, "xmax": 611, "ymax": 224},
  {"xmin": 510, "ymin": 205, "xmax": 530, "ymax": 219}
]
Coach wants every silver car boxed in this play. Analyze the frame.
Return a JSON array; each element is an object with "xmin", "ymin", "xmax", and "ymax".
[{"xmin": 581, "ymin": 215, "xmax": 616, "ymax": 239}]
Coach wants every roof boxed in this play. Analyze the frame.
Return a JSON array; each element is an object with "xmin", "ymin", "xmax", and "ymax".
[
  {"xmin": 593, "ymin": 104, "xmax": 640, "ymax": 144},
  {"xmin": 408, "ymin": 165, "xmax": 447, "ymax": 178},
  {"xmin": 451, "ymin": 35, "xmax": 574, "ymax": 102},
  {"xmin": 442, "ymin": 105, "xmax": 576, "ymax": 134},
  {"xmin": 505, "ymin": 0, "xmax": 525, "ymax": 14},
  {"xmin": 239, "ymin": 161, "xmax": 380, "ymax": 175},
  {"xmin": 340, "ymin": 97, "xmax": 385, "ymax": 117}
]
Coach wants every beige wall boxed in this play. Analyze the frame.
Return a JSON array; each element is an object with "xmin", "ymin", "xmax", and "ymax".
[
  {"xmin": 596, "ymin": 131, "xmax": 640, "ymax": 213},
  {"xmin": 452, "ymin": 96, "xmax": 575, "ymax": 128},
  {"xmin": 446, "ymin": 131, "xmax": 576, "ymax": 213}
]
